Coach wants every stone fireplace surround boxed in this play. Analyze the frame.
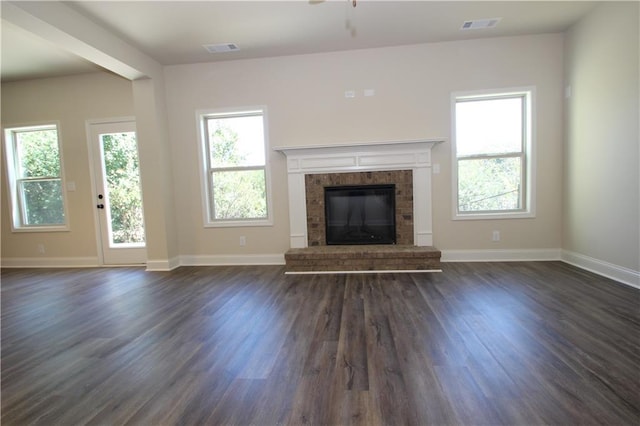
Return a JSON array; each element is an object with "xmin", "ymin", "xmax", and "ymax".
[
  {"xmin": 305, "ymin": 170, "xmax": 414, "ymax": 247},
  {"xmin": 275, "ymin": 139, "xmax": 443, "ymax": 248}
]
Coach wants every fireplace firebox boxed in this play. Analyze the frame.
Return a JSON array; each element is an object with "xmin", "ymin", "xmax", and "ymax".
[{"xmin": 324, "ymin": 184, "xmax": 396, "ymax": 245}]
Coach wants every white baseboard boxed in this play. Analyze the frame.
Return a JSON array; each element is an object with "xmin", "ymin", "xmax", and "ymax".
[
  {"xmin": 441, "ymin": 248, "xmax": 562, "ymax": 262},
  {"xmin": 1, "ymin": 256, "xmax": 100, "ymax": 268},
  {"xmin": 0, "ymin": 256, "xmax": 176, "ymax": 271},
  {"xmin": 145, "ymin": 257, "xmax": 181, "ymax": 272},
  {"xmin": 180, "ymin": 254, "xmax": 285, "ymax": 267},
  {"xmin": 0, "ymin": 254, "xmax": 284, "ymax": 270},
  {"xmin": 4, "ymin": 251, "xmax": 636, "ymax": 289},
  {"xmin": 561, "ymin": 250, "xmax": 640, "ymax": 289}
]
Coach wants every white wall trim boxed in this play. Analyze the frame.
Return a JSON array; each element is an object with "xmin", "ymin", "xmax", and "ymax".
[
  {"xmin": 180, "ymin": 254, "xmax": 285, "ymax": 266},
  {"xmin": 145, "ymin": 257, "xmax": 181, "ymax": 271},
  {"xmin": 1, "ymin": 254, "xmax": 282, "ymax": 270},
  {"xmin": 561, "ymin": 250, "xmax": 640, "ymax": 289},
  {"xmin": 5, "ymin": 251, "xmax": 636, "ymax": 290},
  {"xmin": 1, "ymin": 256, "xmax": 100, "ymax": 268},
  {"xmin": 441, "ymin": 248, "xmax": 562, "ymax": 262}
]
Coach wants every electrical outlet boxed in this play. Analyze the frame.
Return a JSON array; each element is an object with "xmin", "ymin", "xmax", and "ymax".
[
  {"xmin": 492, "ymin": 231, "xmax": 500, "ymax": 242},
  {"xmin": 239, "ymin": 236, "xmax": 246, "ymax": 246},
  {"xmin": 37, "ymin": 243, "xmax": 45, "ymax": 254}
]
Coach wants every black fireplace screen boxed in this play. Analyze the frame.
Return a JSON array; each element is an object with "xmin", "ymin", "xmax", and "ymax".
[{"xmin": 324, "ymin": 184, "xmax": 396, "ymax": 245}]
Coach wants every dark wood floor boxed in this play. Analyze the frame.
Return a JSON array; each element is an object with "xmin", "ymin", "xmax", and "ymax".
[{"xmin": 1, "ymin": 262, "xmax": 639, "ymax": 425}]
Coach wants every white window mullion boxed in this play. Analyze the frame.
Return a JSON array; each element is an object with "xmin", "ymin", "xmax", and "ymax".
[
  {"xmin": 452, "ymin": 88, "xmax": 535, "ymax": 219},
  {"xmin": 197, "ymin": 107, "xmax": 272, "ymax": 227},
  {"xmin": 3, "ymin": 123, "xmax": 68, "ymax": 231},
  {"xmin": 457, "ymin": 151, "xmax": 523, "ymax": 161}
]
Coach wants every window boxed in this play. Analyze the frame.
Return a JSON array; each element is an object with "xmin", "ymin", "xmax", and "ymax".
[
  {"xmin": 3, "ymin": 123, "xmax": 68, "ymax": 230},
  {"xmin": 198, "ymin": 107, "xmax": 272, "ymax": 226},
  {"xmin": 452, "ymin": 89, "xmax": 535, "ymax": 219}
]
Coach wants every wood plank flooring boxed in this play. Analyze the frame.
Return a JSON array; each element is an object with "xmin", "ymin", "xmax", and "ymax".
[{"xmin": 1, "ymin": 262, "xmax": 639, "ymax": 425}]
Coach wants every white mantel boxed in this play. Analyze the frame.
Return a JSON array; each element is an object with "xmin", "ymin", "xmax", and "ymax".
[{"xmin": 274, "ymin": 139, "xmax": 444, "ymax": 248}]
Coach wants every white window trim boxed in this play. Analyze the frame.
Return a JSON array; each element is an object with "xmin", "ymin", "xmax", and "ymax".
[
  {"xmin": 2, "ymin": 121, "xmax": 70, "ymax": 232},
  {"xmin": 196, "ymin": 106, "xmax": 273, "ymax": 228},
  {"xmin": 451, "ymin": 87, "xmax": 536, "ymax": 220}
]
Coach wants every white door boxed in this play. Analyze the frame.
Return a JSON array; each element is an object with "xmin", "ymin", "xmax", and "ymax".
[{"xmin": 89, "ymin": 120, "xmax": 146, "ymax": 265}]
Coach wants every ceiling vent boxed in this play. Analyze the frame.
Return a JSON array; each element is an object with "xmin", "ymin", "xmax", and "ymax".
[
  {"xmin": 203, "ymin": 43, "xmax": 240, "ymax": 53},
  {"xmin": 460, "ymin": 18, "xmax": 501, "ymax": 30}
]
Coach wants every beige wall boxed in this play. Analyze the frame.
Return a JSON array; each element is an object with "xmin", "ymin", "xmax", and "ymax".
[
  {"xmin": 165, "ymin": 33, "xmax": 564, "ymax": 257},
  {"xmin": 1, "ymin": 34, "xmax": 568, "ymax": 265},
  {"xmin": 1, "ymin": 72, "xmax": 134, "ymax": 261},
  {"xmin": 564, "ymin": 2, "xmax": 640, "ymax": 272},
  {"xmin": 3, "ymin": 6, "xmax": 637, "ymax": 282},
  {"xmin": 132, "ymin": 77, "xmax": 180, "ymax": 268}
]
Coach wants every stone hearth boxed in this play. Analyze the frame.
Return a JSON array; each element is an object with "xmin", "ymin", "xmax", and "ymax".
[{"xmin": 284, "ymin": 245, "xmax": 442, "ymax": 274}]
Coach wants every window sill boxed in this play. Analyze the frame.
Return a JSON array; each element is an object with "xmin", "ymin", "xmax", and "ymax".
[
  {"xmin": 205, "ymin": 218, "xmax": 273, "ymax": 228},
  {"xmin": 11, "ymin": 225, "xmax": 70, "ymax": 233},
  {"xmin": 453, "ymin": 211, "xmax": 535, "ymax": 221}
]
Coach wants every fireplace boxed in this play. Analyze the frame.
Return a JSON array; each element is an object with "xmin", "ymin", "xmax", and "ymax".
[
  {"xmin": 275, "ymin": 139, "xmax": 443, "ymax": 272},
  {"xmin": 305, "ymin": 170, "xmax": 413, "ymax": 246},
  {"xmin": 325, "ymin": 184, "xmax": 396, "ymax": 245},
  {"xmin": 274, "ymin": 139, "xmax": 443, "ymax": 249}
]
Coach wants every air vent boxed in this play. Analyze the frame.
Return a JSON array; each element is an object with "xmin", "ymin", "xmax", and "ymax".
[
  {"xmin": 203, "ymin": 43, "xmax": 240, "ymax": 53},
  {"xmin": 461, "ymin": 18, "xmax": 501, "ymax": 30}
]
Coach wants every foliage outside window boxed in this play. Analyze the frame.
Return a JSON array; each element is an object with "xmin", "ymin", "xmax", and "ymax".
[
  {"xmin": 3, "ymin": 124, "xmax": 68, "ymax": 230},
  {"xmin": 199, "ymin": 108, "xmax": 271, "ymax": 226},
  {"xmin": 101, "ymin": 132, "xmax": 145, "ymax": 245},
  {"xmin": 453, "ymin": 89, "xmax": 534, "ymax": 219}
]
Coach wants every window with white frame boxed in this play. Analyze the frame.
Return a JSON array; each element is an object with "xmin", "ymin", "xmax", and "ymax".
[
  {"xmin": 198, "ymin": 108, "xmax": 271, "ymax": 226},
  {"xmin": 3, "ymin": 123, "xmax": 68, "ymax": 230},
  {"xmin": 452, "ymin": 89, "xmax": 535, "ymax": 219}
]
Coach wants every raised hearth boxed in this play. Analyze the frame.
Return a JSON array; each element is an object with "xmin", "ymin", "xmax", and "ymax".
[{"xmin": 284, "ymin": 245, "xmax": 441, "ymax": 274}]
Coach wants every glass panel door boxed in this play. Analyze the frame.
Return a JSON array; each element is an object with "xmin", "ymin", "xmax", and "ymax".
[{"xmin": 89, "ymin": 121, "xmax": 146, "ymax": 265}]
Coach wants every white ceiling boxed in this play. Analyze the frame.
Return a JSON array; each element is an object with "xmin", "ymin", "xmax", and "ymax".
[{"xmin": 1, "ymin": 0, "xmax": 598, "ymax": 82}]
